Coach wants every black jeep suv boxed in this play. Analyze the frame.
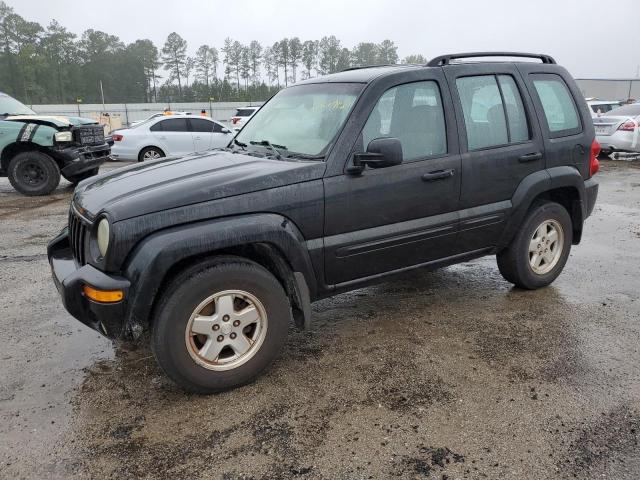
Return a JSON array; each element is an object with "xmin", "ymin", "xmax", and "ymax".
[{"xmin": 48, "ymin": 52, "xmax": 599, "ymax": 393}]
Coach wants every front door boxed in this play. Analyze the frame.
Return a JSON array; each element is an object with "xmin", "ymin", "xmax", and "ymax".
[
  {"xmin": 189, "ymin": 118, "xmax": 233, "ymax": 151},
  {"xmin": 323, "ymin": 73, "xmax": 461, "ymax": 285},
  {"xmin": 150, "ymin": 117, "xmax": 195, "ymax": 156},
  {"xmin": 443, "ymin": 64, "xmax": 546, "ymax": 252}
]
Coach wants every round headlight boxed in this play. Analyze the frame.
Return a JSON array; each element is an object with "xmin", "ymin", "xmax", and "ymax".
[{"xmin": 97, "ymin": 218, "xmax": 110, "ymax": 257}]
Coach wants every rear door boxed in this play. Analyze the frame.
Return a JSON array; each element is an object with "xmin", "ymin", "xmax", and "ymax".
[
  {"xmin": 518, "ymin": 64, "xmax": 593, "ymax": 179},
  {"xmin": 443, "ymin": 63, "xmax": 545, "ymax": 252},
  {"xmin": 149, "ymin": 118, "xmax": 194, "ymax": 156}
]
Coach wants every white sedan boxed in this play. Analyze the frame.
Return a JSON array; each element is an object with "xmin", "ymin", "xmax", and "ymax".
[{"xmin": 111, "ymin": 115, "xmax": 234, "ymax": 162}]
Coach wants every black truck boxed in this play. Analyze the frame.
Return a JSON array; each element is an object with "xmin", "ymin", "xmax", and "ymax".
[{"xmin": 48, "ymin": 52, "xmax": 599, "ymax": 393}]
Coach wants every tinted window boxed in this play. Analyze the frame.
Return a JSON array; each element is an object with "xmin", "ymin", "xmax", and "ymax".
[
  {"xmin": 151, "ymin": 118, "xmax": 189, "ymax": 132},
  {"xmin": 362, "ymin": 80, "xmax": 447, "ymax": 161},
  {"xmin": 498, "ymin": 75, "xmax": 530, "ymax": 143},
  {"xmin": 531, "ymin": 75, "xmax": 580, "ymax": 135},
  {"xmin": 456, "ymin": 75, "xmax": 530, "ymax": 150},
  {"xmin": 190, "ymin": 118, "xmax": 222, "ymax": 132},
  {"xmin": 235, "ymin": 108, "xmax": 256, "ymax": 117}
]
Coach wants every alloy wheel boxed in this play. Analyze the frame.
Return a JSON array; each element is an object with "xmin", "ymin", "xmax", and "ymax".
[{"xmin": 184, "ymin": 290, "xmax": 268, "ymax": 371}]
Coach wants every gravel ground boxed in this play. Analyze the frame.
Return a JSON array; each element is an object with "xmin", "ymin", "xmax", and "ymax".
[{"xmin": 1, "ymin": 160, "xmax": 639, "ymax": 480}]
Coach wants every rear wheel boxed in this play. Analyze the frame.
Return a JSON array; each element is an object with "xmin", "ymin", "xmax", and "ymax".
[
  {"xmin": 151, "ymin": 259, "xmax": 291, "ymax": 393},
  {"xmin": 7, "ymin": 151, "xmax": 60, "ymax": 196},
  {"xmin": 497, "ymin": 202, "xmax": 572, "ymax": 289},
  {"xmin": 64, "ymin": 167, "xmax": 99, "ymax": 185},
  {"xmin": 138, "ymin": 147, "xmax": 164, "ymax": 162}
]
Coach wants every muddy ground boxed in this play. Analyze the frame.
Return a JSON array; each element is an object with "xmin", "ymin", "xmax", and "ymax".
[{"xmin": 1, "ymin": 160, "xmax": 639, "ymax": 480}]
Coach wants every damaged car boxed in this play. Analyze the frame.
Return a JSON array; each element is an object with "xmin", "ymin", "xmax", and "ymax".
[{"xmin": 0, "ymin": 92, "xmax": 111, "ymax": 196}]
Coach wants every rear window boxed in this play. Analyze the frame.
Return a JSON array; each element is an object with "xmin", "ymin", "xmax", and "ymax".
[
  {"xmin": 531, "ymin": 74, "xmax": 581, "ymax": 137},
  {"xmin": 235, "ymin": 108, "xmax": 256, "ymax": 117}
]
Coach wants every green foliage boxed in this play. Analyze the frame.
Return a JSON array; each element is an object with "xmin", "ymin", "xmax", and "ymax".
[
  {"xmin": 0, "ymin": 1, "xmax": 407, "ymax": 104},
  {"xmin": 403, "ymin": 54, "xmax": 427, "ymax": 64}
]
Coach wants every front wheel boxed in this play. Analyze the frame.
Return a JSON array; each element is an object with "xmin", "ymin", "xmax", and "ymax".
[
  {"xmin": 497, "ymin": 202, "xmax": 572, "ymax": 290},
  {"xmin": 7, "ymin": 151, "xmax": 61, "ymax": 196},
  {"xmin": 151, "ymin": 259, "xmax": 291, "ymax": 393}
]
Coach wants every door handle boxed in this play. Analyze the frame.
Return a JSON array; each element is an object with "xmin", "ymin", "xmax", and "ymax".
[
  {"xmin": 519, "ymin": 152, "xmax": 543, "ymax": 162},
  {"xmin": 194, "ymin": 136, "xmax": 201, "ymax": 140},
  {"xmin": 422, "ymin": 169, "xmax": 454, "ymax": 181}
]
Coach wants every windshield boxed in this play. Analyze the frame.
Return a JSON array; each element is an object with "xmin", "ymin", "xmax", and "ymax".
[
  {"xmin": 236, "ymin": 82, "xmax": 364, "ymax": 157},
  {"xmin": 0, "ymin": 93, "xmax": 36, "ymax": 116}
]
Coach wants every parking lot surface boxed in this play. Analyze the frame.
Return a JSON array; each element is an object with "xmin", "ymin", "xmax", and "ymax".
[{"xmin": 1, "ymin": 160, "xmax": 639, "ymax": 479}]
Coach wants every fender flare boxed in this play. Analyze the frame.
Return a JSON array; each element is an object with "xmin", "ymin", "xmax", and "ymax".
[
  {"xmin": 122, "ymin": 213, "xmax": 317, "ymax": 332},
  {"xmin": 498, "ymin": 166, "xmax": 587, "ymax": 248}
]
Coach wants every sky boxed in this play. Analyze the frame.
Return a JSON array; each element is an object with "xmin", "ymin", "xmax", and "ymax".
[{"xmin": 7, "ymin": 0, "xmax": 640, "ymax": 79}]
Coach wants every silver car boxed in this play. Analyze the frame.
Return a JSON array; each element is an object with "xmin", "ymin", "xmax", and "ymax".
[{"xmin": 593, "ymin": 104, "xmax": 640, "ymax": 154}]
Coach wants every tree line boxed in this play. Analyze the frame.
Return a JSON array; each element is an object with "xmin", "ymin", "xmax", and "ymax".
[{"xmin": 0, "ymin": 1, "xmax": 427, "ymax": 105}]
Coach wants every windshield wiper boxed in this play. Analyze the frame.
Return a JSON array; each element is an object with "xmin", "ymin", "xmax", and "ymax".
[
  {"xmin": 232, "ymin": 138, "xmax": 247, "ymax": 150},
  {"xmin": 250, "ymin": 140, "xmax": 286, "ymax": 159},
  {"xmin": 285, "ymin": 152, "xmax": 325, "ymax": 161}
]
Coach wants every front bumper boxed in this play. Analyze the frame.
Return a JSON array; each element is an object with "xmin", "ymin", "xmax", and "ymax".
[
  {"xmin": 58, "ymin": 144, "xmax": 112, "ymax": 177},
  {"xmin": 47, "ymin": 228, "xmax": 130, "ymax": 339}
]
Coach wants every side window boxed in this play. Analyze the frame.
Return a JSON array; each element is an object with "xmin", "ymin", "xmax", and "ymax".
[
  {"xmin": 150, "ymin": 121, "xmax": 163, "ymax": 132},
  {"xmin": 456, "ymin": 75, "xmax": 530, "ymax": 150},
  {"xmin": 190, "ymin": 118, "xmax": 220, "ymax": 133},
  {"xmin": 156, "ymin": 118, "xmax": 189, "ymax": 132},
  {"xmin": 362, "ymin": 80, "xmax": 447, "ymax": 161},
  {"xmin": 498, "ymin": 75, "xmax": 530, "ymax": 143},
  {"xmin": 531, "ymin": 74, "xmax": 581, "ymax": 136}
]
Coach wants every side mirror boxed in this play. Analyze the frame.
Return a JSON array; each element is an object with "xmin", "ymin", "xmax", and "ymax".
[
  {"xmin": 348, "ymin": 137, "xmax": 403, "ymax": 174},
  {"xmin": 221, "ymin": 127, "xmax": 231, "ymax": 134}
]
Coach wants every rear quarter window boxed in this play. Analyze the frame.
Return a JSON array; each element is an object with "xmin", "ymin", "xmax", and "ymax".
[{"xmin": 531, "ymin": 74, "xmax": 582, "ymax": 137}]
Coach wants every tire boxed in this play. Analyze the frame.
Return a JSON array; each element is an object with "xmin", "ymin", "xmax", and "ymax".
[
  {"xmin": 64, "ymin": 167, "xmax": 99, "ymax": 185},
  {"xmin": 138, "ymin": 147, "xmax": 165, "ymax": 162},
  {"xmin": 151, "ymin": 259, "xmax": 291, "ymax": 393},
  {"xmin": 497, "ymin": 202, "xmax": 572, "ymax": 290},
  {"xmin": 7, "ymin": 151, "xmax": 61, "ymax": 196}
]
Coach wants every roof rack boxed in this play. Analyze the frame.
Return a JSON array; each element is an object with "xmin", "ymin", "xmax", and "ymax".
[{"xmin": 426, "ymin": 52, "xmax": 556, "ymax": 67}]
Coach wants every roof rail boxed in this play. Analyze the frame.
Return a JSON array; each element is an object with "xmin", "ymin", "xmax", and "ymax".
[
  {"xmin": 340, "ymin": 64, "xmax": 419, "ymax": 72},
  {"xmin": 427, "ymin": 52, "xmax": 556, "ymax": 67}
]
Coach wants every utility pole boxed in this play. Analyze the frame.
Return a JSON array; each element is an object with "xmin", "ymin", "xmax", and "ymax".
[{"xmin": 100, "ymin": 80, "xmax": 106, "ymax": 112}]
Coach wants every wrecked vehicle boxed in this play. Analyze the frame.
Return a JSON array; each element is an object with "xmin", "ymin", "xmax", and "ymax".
[
  {"xmin": 0, "ymin": 92, "xmax": 111, "ymax": 196},
  {"xmin": 48, "ymin": 52, "xmax": 599, "ymax": 393}
]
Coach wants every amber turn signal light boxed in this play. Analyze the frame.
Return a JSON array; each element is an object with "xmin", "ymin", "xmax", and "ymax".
[{"xmin": 83, "ymin": 285, "xmax": 124, "ymax": 303}]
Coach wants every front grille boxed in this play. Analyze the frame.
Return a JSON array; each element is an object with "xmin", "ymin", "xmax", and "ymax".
[
  {"xmin": 68, "ymin": 208, "xmax": 89, "ymax": 265},
  {"xmin": 73, "ymin": 125, "xmax": 105, "ymax": 146}
]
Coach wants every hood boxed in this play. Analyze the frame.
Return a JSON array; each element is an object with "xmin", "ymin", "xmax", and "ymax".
[
  {"xmin": 74, "ymin": 150, "xmax": 326, "ymax": 222},
  {"xmin": 5, "ymin": 114, "xmax": 98, "ymax": 128}
]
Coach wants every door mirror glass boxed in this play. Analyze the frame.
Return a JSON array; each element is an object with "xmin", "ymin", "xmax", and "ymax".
[{"xmin": 350, "ymin": 137, "xmax": 403, "ymax": 172}]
